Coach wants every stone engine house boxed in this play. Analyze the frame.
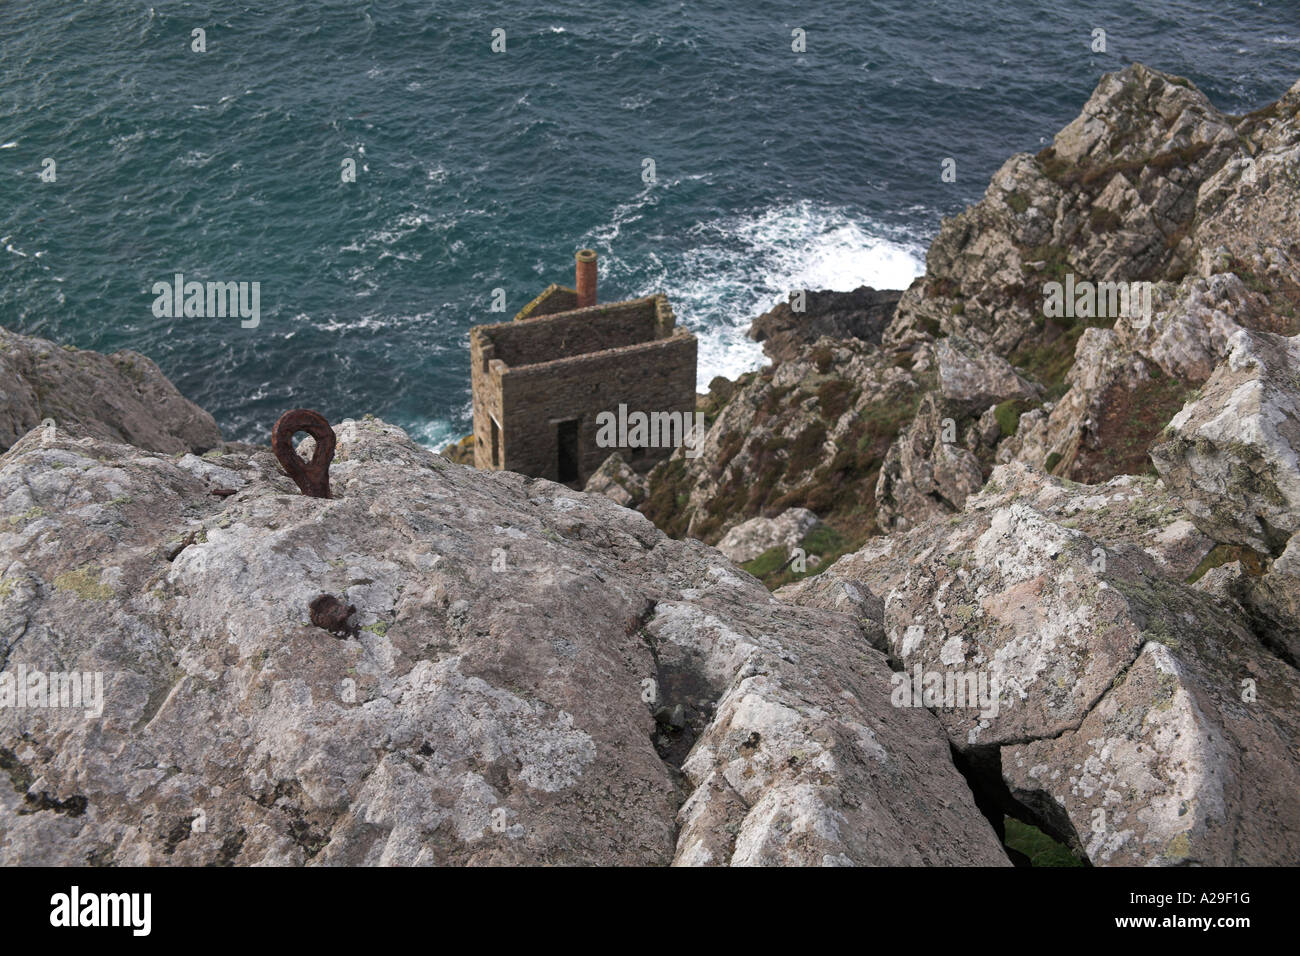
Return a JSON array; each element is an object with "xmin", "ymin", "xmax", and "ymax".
[{"xmin": 470, "ymin": 250, "xmax": 697, "ymax": 486}]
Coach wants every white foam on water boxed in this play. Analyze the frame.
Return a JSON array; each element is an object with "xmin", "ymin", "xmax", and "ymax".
[
  {"xmin": 620, "ymin": 200, "xmax": 926, "ymax": 389},
  {"xmin": 407, "ymin": 401, "xmax": 472, "ymax": 451}
]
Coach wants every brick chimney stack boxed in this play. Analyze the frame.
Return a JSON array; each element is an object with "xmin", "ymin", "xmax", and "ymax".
[{"xmin": 575, "ymin": 249, "xmax": 597, "ymax": 308}]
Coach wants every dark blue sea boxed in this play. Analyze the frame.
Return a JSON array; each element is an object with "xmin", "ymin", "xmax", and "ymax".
[{"xmin": 2, "ymin": 1, "xmax": 1297, "ymax": 446}]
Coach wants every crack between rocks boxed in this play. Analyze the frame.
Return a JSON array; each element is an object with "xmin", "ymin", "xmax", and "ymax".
[
  {"xmin": 630, "ymin": 599, "xmax": 696, "ymax": 859},
  {"xmin": 964, "ymin": 636, "xmax": 1153, "ymax": 751},
  {"xmin": 921, "ymin": 637, "xmax": 1153, "ymax": 865},
  {"xmin": 718, "ymin": 768, "xmax": 752, "ymax": 813},
  {"xmin": 1237, "ymin": 604, "xmax": 1300, "ymax": 674},
  {"xmin": 0, "ymin": 616, "xmax": 31, "ymax": 676},
  {"xmin": 926, "ymin": 489, "xmax": 962, "ymax": 513}
]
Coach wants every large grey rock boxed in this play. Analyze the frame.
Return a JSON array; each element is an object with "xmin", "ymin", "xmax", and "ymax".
[
  {"xmin": 0, "ymin": 325, "xmax": 221, "ymax": 455},
  {"xmin": 715, "ymin": 508, "xmax": 822, "ymax": 565},
  {"xmin": 0, "ymin": 419, "xmax": 1006, "ymax": 866},
  {"xmin": 781, "ymin": 462, "xmax": 1300, "ymax": 866},
  {"xmin": 1151, "ymin": 329, "xmax": 1300, "ymax": 556},
  {"xmin": 875, "ymin": 392, "xmax": 987, "ymax": 531},
  {"xmin": 583, "ymin": 451, "xmax": 647, "ymax": 508},
  {"xmin": 936, "ymin": 335, "xmax": 1038, "ymax": 407}
]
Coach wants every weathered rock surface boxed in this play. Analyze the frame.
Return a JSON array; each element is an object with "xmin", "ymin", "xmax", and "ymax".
[
  {"xmin": 646, "ymin": 66, "xmax": 1300, "ymax": 554},
  {"xmin": 583, "ymin": 452, "xmax": 648, "ymax": 509},
  {"xmin": 0, "ymin": 325, "xmax": 221, "ymax": 455},
  {"xmin": 642, "ymin": 338, "xmax": 924, "ymax": 545},
  {"xmin": 715, "ymin": 508, "xmax": 822, "ymax": 565},
  {"xmin": 875, "ymin": 393, "xmax": 988, "ymax": 531},
  {"xmin": 1151, "ymin": 330, "xmax": 1300, "ymax": 556},
  {"xmin": 748, "ymin": 286, "xmax": 904, "ymax": 363},
  {"xmin": 0, "ymin": 420, "xmax": 1007, "ymax": 866},
  {"xmin": 1117, "ymin": 272, "xmax": 1270, "ymax": 384},
  {"xmin": 936, "ymin": 335, "xmax": 1039, "ymax": 408},
  {"xmin": 780, "ymin": 463, "xmax": 1300, "ymax": 865}
]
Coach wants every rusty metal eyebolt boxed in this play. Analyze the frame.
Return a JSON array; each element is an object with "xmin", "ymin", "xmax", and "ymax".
[{"xmin": 271, "ymin": 409, "xmax": 336, "ymax": 498}]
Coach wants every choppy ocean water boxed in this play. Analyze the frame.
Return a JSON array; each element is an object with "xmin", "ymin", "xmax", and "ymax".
[{"xmin": 2, "ymin": 0, "xmax": 1297, "ymax": 446}]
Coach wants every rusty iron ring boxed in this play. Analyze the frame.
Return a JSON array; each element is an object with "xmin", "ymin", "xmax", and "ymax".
[{"xmin": 271, "ymin": 409, "xmax": 336, "ymax": 498}]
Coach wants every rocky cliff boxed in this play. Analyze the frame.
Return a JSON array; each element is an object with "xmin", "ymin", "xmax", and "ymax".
[
  {"xmin": 780, "ymin": 462, "xmax": 1300, "ymax": 865},
  {"xmin": 0, "ymin": 325, "xmax": 221, "ymax": 455},
  {"xmin": 632, "ymin": 63, "xmax": 1300, "ymax": 863},
  {"xmin": 0, "ymin": 419, "xmax": 1006, "ymax": 865},
  {"xmin": 748, "ymin": 286, "xmax": 903, "ymax": 364},
  {"xmin": 632, "ymin": 64, "xmax": 1300, "ymax": 582},
  {"xmin": 4, "ymin": 63, "xmax": 1299, "ymax": 867}
]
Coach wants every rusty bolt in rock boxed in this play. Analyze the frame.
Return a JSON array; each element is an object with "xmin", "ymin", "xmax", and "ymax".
[
  {"xmin": 272, "ymin": 409, "xmax": 336, "ymax": 498},
  {"xmin": 309, "ymin": 593, "xmax": 357, "ymax": 638}
]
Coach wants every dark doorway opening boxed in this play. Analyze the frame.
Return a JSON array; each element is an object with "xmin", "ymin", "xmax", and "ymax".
[
  {"xmin": 557, "ymin": 419, "xmax": 580, "ymax": 483},
  {"xmin": 490, "ymin": 416, "xmax": 501, "ymax": 468}
]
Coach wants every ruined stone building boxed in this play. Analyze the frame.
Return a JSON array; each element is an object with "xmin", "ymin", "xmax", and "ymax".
[{"xmin": 470, "ymin": 250, "xmax": 697, "ymax": 486}]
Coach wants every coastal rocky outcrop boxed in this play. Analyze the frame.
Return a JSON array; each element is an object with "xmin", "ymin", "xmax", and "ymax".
[
  {"xmin": 748, "ymin": 286, "xmax": 904, "ymax": 363},
  {"xmin": 640, "ymin": 63, "xmax": 1300, "ymax": 555},
  {"xmin": 633, "ymin": 63, "xmax": 1300, "ymax": 864},
  {"xmin": 0, "ymin": 419, "xmax": 1006, "ymax": 865},
  {"xmin": 4, "ymin": 63, "xmax": 1299, "ymax": 868},
  {"xmin": 873, "ymin": 392, "xmax": 987, "ymax": 532},
  {"xmin": 583, "ymin": 451, "xmax": 648, "ymax": 508},
  {"xmin": 780, "ymin": 463, "xmax": 1300, "ymax": 865},
  {"xmin": 885, "ymin": 64, "xmax": 1248, "ymax": 355},
  {"xmin": 0, "ymin": 325, "xmax": 221, "ymax": 455},
  {"xmin": 908, "ymin": 65, "xmax": 1300, "ymax": 493},
  {"xmin": 640, "ymin": 337, "xmax": 924, "ymax": 561},
  {"xmin": 875, "ymin": 336, "xmax": 1040, "ymax": 531}
]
